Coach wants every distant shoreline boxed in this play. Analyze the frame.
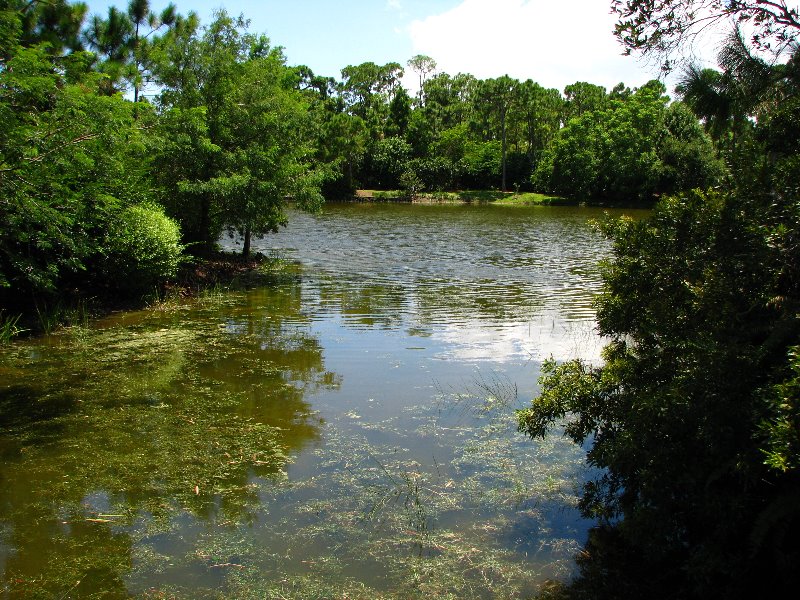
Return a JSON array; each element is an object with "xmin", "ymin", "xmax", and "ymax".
[{"xmin": 349, "ymin": 189, "xmax": 577, "ymax": 206}]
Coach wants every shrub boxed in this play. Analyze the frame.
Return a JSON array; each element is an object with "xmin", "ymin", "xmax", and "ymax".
[{"xmin": 104, "ymin": 204, "xmax": 183, "ymax": 294}]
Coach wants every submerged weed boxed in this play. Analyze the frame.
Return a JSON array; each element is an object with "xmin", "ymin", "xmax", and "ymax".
[{"xmin": 0, "ymin": 280, "xmax": 590, "ymax": 599}]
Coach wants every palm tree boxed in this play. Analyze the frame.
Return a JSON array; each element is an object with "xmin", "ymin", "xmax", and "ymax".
[{"xmin": 677, "ymin": 30, "xmax": 784, "ymax": 153}]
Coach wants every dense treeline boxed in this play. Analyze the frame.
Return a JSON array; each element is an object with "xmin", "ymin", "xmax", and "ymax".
[
  {"xmin": 314, "ymin": 61, "xmax": 722, "ymax": 200},
  {"xmin": 522, "ymin": 2, "xmax": 800, "ymax": 599},
  {"xmin": 1, "ymin": 0, "xmax": 727, "ymax": 323}
]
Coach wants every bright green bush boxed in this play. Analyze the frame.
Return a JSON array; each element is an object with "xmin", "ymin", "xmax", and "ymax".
[{"xmin": 104, "ymin": 204, "xmax": 183, "ymax": 294}]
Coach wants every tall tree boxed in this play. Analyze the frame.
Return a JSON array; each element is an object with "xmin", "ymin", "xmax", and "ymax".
[
  {"xmin": 473, "ymin": 76, "xmax": 519, "ymax": 191},
  {"xmin": 126, "ymin": 0, "xmax": 176, "ymax": 104},
  {"xmin": 0, "ymin": 0, "xmax": 87, "ymax": 60},
  {"xmin": 84, "ymin": 1, "xmax": 176, "ymax": 100},
  {"xmin": 339, "ymin": 61, "xmax": 403, "ymax": 137},
  {"xmin": 563, "ymin": 81, "xmax": 607, "ymax": 122},
  {"xmin": 677, "ymin": 29, "xmax": 790, "ymax": 151},
  {"xmin": 407, "ymin": 54, "xmax": 436, "ymax": 105},
  {"xmin": 514, "ymin": 79, "xmax": 563, "ymax": 166},
  {"xmin": 215, "ymin": 47, "xmax": 325, "ymax": 256}
]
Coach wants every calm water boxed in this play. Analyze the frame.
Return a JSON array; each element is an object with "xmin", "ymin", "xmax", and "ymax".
[{"xmin": 0, "ymin": 203, "xmax": 644, "ymax": 599}]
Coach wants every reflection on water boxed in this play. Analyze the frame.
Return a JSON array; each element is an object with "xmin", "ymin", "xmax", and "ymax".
[{"xmin": 1, "ymin": 203, "xmax": 644, "ymax": 598}]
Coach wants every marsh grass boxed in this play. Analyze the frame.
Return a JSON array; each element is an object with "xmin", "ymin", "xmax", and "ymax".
[
  {"xmin": 33, "ymin": 298, "xmax": 90, "ymax": 334},
  {"xmin": 237, "ymin": 375, "xmax": 588, "ymax": 599},
  {"xmin": 0, "ymin": 310, "xmax": 25, "ymax": 343}
]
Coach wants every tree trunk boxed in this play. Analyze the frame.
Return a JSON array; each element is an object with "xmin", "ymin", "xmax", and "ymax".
[
  {"xmin": 501, "ymin": 109, "xmax": 508, "ymax": 192},
  {"xmin": 199, "ymin": 195, "xmax": 210, "ymax": 255},
  {"xmin": 243, "ymin": 224, "xmax": 251, "ymax": 258}
]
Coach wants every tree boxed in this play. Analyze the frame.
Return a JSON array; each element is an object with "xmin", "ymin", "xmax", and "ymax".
[
  {"xmin": 519, "ymin": 187, "xmax": 800, "ymax": 598},
  {"xmin": 151, "ymin": 11, "xmax": 323, "ymax": 256},
  {"xmin": 126, "ymin": 0, "xmax": 177, "ymax": 104},
  {"xmin": 533, "ymin": 81, "xmax": 721, "ymax": 201},
  {"xmin": 150, "ymin": 10, "xmax": 246, "ymax": 253},
  {"xmin": 216, "ymin": 49, "xmax": 325, "ymax": 257},
  {"xmin": 319, "ymin": 112, "xmax": 368, "ymax": 193},
  {"xmin": 677, "ymin": 29, "xmax": 789, "ymax": 153},
  {"xmin": 339, "ymin": 61, "xmax": 403, "ymax": 138},
  {"xmin": 676, "ymin": 65, "xmax": 737, "ymax": 145},
  {"xmin": 84, "ymin": 0, "xmax": 176, "ymax": 100},
  {"xmin": 514, "ymin": 80, "xmax": 563, "ymax": 172},
  {"xmin": 563, "ymin": 81, "xmax": 607, "ymax": 122},
  {"xmin": 407, "ymin": 54, "xmax": 436, "ymax": 105},
  {"xmin": 364, "ymin": 136, "xmax": 412, "ymax": 189},
  {"xmin": 520, "ymin": 5, "xmax": 800, "ymax": 597},
  {"xmin": 0, "ymin": 0, "xmax": 87, "ymax": 60},
  {"xmin": 612, "ymin": 0, "xmax": 800, "ymax": 72},
  {"xmin": 0, "ymin": 39, "xmax": 152, "ymax": 300},
  {"xmin": 472, "ymin": 75, "xmax": 519, "ymax": 191},
  {"xmin": 386, "ymin": 86, "xmax": 411, "ymax": 137}
]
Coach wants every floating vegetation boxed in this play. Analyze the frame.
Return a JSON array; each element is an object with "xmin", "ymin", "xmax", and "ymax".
[{"xmin": 1, "ymin": 261, "xmax": 593, "ymax": 598}]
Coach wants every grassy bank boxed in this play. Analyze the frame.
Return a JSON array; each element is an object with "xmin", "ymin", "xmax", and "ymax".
[{"xmin": 354, "ymin": 190, "xmax": 574, "ymax": 205}]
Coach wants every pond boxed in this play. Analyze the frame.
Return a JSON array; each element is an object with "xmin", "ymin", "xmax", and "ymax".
[{"xmin": 0, "ymin": 202, "xmax": 645, "ymax": 599}]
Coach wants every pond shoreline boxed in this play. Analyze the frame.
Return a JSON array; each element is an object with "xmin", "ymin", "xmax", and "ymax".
[
  {"xmin": 2, "ymin": 252, "xmax": 278, "ymax": 341},
  {"xmin": 349, "ymin": 189, "xmax": 574, "ymax": 206},
  {"xmin": 334, "ymin": 190, "xmax": 650, "ymax": 208}
]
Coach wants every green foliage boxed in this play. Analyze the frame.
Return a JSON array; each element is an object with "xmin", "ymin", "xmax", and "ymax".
[
  {"xmin": 462, "ymin": 140, "xmax": 502, "ymax": 189},
  {"xmin": 659, "ymin": 101, "xmax": 726, "ymax": 193},
  {"xmin": 0, "ymin": 39, "xmax": 148, "ymax": 301},
  {"xmin": 339, "ymin": 60, "xmax": 404, "ymax": 139},
  {"xmin": 365, "ymin": 136, "xmax": 412, "ymax": 189},
  {"xmin": 562, "ymin": 81, "xmax": 607, "ymax": 122},
  {"xmin": 103, "ymin": 203, "xmax": 183, "ymax": 293},
  {"xmin": 151, "ymin": 11, "xmax": 324, "ymax": 256},
  {"xmin": 760, "ymin": 347, "xmax": 800, "ymax": 472},
  {"xmin": 0, "ymin": 0, "xmax": 86, "ymax": 59},
  {"xmin": 533, "ymin": 81, "xmax": 722, "ymax": 201},
  {"xmin": 407, "ymin": 156, "xmax": 458, "ymax": 191},
  {"xmin": 519, "ymin": 186, "xmax": 800, "ymax": 597}
]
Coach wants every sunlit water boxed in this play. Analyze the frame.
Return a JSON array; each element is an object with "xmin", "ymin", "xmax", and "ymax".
[{"xmin": 0, "ymin": 202, "xmax": 645, "ymax": 598}]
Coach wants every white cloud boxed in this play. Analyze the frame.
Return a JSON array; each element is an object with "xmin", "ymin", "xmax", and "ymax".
[
  {"xmin": 386, "ymin": 0, "xmax": 403, "ymax": 11},
  {"xmin": 409, "ymin": 0, "xmax": 662, "ymax": 92},
  {"xmin": 432, "ymin": 314, "xmax": 605, "ymax": 364}
]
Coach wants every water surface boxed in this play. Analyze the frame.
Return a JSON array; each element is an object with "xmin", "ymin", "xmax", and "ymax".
[{"xmin": 0, "ymin": 202, "xmax": 644, "ymax": 598}]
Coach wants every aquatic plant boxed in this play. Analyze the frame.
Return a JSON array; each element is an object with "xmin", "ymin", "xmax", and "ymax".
[{"xmin": 0, "ymin": 311, "xmax": 25, "ymax": 343}]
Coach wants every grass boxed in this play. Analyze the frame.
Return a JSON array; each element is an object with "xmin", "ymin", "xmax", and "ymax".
[
  {"xmin": 0, "ymin": 310, "xmax": 26, "ymax": 343},
  {"xmin": 33, "ymin": 298, "xmax": 90, "ymax": 334},
  {"xmin": 355, "ymin": 189, "xmax": 574, "ymax": 205}
]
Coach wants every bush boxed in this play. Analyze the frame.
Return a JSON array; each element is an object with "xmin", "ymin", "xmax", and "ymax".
[{"xmin": 104, "ymin": 204, "xmax": 183, "ymax": 294}]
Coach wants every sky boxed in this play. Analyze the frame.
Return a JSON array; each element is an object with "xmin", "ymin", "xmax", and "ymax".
[{"xmin": 83, "ymin": 0, "xmax": 722, "ymax": 94}]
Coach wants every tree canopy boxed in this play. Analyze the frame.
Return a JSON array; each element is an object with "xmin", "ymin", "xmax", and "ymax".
[{"xmin": 612, "ymin": 0, "xmax": 800, "ymax": 71}]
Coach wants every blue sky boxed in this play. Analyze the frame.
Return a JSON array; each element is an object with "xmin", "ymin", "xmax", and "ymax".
[{"xmin": 83, "ymin": 0, "xmax": 709, "ymax": 93}]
